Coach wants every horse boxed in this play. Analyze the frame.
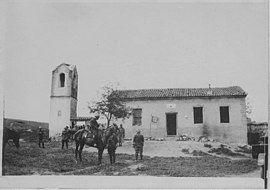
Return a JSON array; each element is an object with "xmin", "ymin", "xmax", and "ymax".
[
  {"xmin": 74, "ymin": 127, "xmax": 116, "ymax": 164},
  {"xmin": 3, "ymin": 127, "xmax": 20, "ymax": 152},
  {"xmin": 107, "ymin": 132, "xmax": 119, "ymax": 164}
]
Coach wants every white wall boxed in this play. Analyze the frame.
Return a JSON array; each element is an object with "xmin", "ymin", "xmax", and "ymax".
[
  {"xmin": 117, "ymin": 97, "xmax": 247, "ymax": 143},
  {"xmin": 49, "ymin": 97, "xmax": 72, "ymax": 137},
  {"xmin": 51, "ymin": 66, "xmax": 72, "ymax": 97}
]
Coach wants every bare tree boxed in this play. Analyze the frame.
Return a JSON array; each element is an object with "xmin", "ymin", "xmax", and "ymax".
[{"xmin": 88, "ymin": 83, "xmax": 131, "ymax": 127}]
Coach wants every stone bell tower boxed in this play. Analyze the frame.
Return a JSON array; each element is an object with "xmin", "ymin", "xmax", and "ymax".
[{"xmin": 49, "ymin": 63, "xmax": 78, "ymax": 137}]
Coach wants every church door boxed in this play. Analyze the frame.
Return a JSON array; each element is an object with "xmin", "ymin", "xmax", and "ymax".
[{"xmin": 166, "ymin": 113, "xmax": 177, "ymax": 136}]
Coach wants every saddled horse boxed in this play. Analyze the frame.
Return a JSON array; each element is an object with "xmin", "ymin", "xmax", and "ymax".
[
  {"xmin": 3, "ymin": 127, "xmax": 20, "ymax": 152},
  {"xmin": 74, "ymin": 126, "xmax": 118, "ymax": 164}
]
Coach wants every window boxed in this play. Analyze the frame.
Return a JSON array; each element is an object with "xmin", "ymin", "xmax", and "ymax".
[
  {"xmin": 193, "ymin": 107, "xmax": 203, "ymax": 124},
  {"xmin": 60, "ymin": 73, "xmax": 65, "ymax": 87},
  {"xmin": 220, "ymin": 106, "xmax": 230, "ymax": 123},
  {"xmin": 58, "ymin": 110, "xmax": 61, "ymax": 117},
  {"xmin": 132, "ymin": 108, "xmax": 142, "ymax": 126}
]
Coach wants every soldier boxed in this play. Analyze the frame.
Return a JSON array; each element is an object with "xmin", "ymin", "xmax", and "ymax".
[
  {"xmin": 62, "ymin": 126, "xmax": 70, "ymax": 149},
  {"xmin": 118, "ymin": 124, "xmax": 125, "ymax": 146},
  {"xmin": 38, "ymin": 126, "xmax": 45, "ymax": 148},
  {"xmin": 107, "ymin": 132, "xmax": 118, "ymax": 164},
  {"xmin": 132, "ymin": 129, "xmax": 144, "ymax": 160},
  {"xmin": 90, "ymin": 115, "xmax": 100, "ymax": 130},
  {"xmin": 89, "ymin": 114, "xmax": 100, "ymax": 147},
  {"xmin": 70, "ymin": 125, "xmax": 77, "ymax": 141}
]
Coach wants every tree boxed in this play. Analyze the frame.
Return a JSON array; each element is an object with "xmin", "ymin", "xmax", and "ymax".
[{"xmin": 88, "ymin": 84, "xmax": 131, "ymax": 127}]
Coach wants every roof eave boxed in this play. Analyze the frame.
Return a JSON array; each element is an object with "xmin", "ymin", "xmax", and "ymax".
[{"xmin": 120, "ymin": 95, "xmax": 247, "ymax": 101}]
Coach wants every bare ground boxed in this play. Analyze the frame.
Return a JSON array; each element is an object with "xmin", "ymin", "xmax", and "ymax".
[
  {"xmin": 2, "ymin": 140, "xmax": 260, "ymax": 177},
  {"xmin": 85, "ymin": 140, "xmax": 251, "ymax": 159}
]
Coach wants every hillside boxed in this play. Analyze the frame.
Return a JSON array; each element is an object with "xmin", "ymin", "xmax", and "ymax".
[{"xmin": 4, "ymin": 118, "xmax": 49, "ymax": 142}]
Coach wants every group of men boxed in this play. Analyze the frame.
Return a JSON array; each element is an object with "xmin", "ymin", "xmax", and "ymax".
[
  {"xmin": 75, "ymin": 115, "xmax": 145, "ymax": 161},
  {"xmin": 38, "ymin": 115, "xmax": 145, "ymax": 161}
]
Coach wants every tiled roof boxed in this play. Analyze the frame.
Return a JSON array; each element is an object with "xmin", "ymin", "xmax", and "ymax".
[
  {"xmin": 70, "ymin": 117, "xmax": 93, "ymax": 121},
  {"xmin": 117, "ymin": 86, "xmax": 247, "ymax": 100}
]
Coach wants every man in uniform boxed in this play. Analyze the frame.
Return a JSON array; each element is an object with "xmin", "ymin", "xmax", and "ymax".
[
  {"xmin": 89, "ymin": 115, "xmax": 100, "ymax": 131},
  {"xmin": 107, "ymin": 130, "xmax": 118, "ymax": 164},
  {"xmin": 132, "ymin": 129, "xmax": 144, "ymax": 160},
  {"xmin": 62, "ymin": 126, "xmax": 70, "ymax": 149},
  {"xmin": 118, "ymin": 124, "xmax": 125, "ymax": 146},
  {"xmin": 89, "ymin": 114, "xmax": 100, "ymax": 146},
  {"xmin": 38, "ymin": 126, "xmax": 45, "ymax": 148}
]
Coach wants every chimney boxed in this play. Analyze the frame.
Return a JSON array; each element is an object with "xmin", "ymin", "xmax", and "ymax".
[{"xmin": 207, "ymin": 84, "xmax": 212, "ymax": 95}]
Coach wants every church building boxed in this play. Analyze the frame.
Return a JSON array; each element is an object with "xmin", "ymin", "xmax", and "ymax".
[
  {"xmin": 116, "ymin": 86, "xmax": 248, "ymax": 143},
  {"xmin": 49, "ymin": 63, "xmax": 248, "ymax": 144}
]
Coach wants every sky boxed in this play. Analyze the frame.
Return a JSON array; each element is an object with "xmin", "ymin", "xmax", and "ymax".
[{"xmin": 3, "ymin": 0, "xmax": 269, "ymax": 123}]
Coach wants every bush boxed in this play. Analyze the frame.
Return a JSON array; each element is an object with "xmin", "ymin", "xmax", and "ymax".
[
  {"xmin": 204, "ymin": 143, "xmax": 212, "ymax": 148},
  {"xmin": 182, "ymin": 148, "xmax": 189, "ymax": 154}
]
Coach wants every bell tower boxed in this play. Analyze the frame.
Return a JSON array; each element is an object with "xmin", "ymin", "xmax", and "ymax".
[{"xmin": 49, "ymin": 63, "xmax": 78, "ymax": 137}]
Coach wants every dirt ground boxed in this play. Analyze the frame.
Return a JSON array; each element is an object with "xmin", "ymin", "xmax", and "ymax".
[
  {"xmin": 3, "ymin": 119, "xmax": 260, "ymax": 177},
  {"xmin": 85, "ymin": 140, "xmax": 250, "ymax": 159},
  {"xmin": 3, "ymin": 139, "xmax": 260, "ymax": 177},
  {"xmin": 84, "ymin": 140, "xmax": 260, "ymax": 177}
]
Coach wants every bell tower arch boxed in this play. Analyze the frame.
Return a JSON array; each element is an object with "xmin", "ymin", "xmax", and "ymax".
[{"xmin": 49, "ymin": 63, "xmax": 78, "ymax": 137}]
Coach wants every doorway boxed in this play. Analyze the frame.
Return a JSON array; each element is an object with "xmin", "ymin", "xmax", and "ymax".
[{"xmin": 166, "ymin": 113, "xmax": 177, "ymax": 136}]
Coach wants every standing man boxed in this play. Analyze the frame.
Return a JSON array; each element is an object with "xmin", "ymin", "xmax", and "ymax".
[
  {"xmin": 119, "ymin": 124, "xmax": 125, "ymax": 146},
  {"xmin": 38, "ymin": 126, "xmax": 45, "ymax": 148},
  {"xmin": 107, "ymin": 131, "xmax": 118, "ymax": 165},
  {"xmin": 132, "ymin": 129, "xmax": 144, "ymax": 160},
  {"xmin": 62, "ymin": 126, "xmax": 70, "ymax": 149}
]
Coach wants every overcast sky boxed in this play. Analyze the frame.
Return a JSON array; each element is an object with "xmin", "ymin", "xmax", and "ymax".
[{"xmin": 3, "ymin": 0, "xmax": 268, "ymax": 122}]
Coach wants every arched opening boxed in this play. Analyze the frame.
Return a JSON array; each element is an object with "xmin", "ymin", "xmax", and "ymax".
[{"xmin": 60, "ymin": 73, "xmax": 65, "ymax": 87}]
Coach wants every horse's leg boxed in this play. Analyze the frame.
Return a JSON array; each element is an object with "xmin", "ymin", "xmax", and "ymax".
[
  {"xmin": 78, "ymin": 143, "xmax": 85, "ymax": 162},
  {"xmin": 114, "ymin": 149, "xmax": 116, "ymax": 163},
  {"xmin": 113, "ymin": 148, "xmax": 116, "ymax": 164},
  {"xmin": 108, "ymin": 148, "xmax": 112, "ymax": 165},
  {"xmin": 62, "ymin": 140, "xmax": 64, "ymax": 149},
  {"xmin": 98, "ymin": 148, "xmax": 104, "ymax": 165},
  {"xmin": 75, "ymin": 142, "xmax": 79, "ymax": 160},
  {"xmin": 140, "ymin": 148, "xmax": 143, "ymax": 160},
  {"xmin": 109, "ymin": 153, "xmax": 113, "ymax": 165}
]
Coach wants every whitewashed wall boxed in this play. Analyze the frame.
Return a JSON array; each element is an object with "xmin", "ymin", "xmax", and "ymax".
[
  {"xmin": 49, "ymin": 97, "xmax": 73, "ymax": 137},
  {"xmin": 116, "ymin": 97, "xmax": 247, "ymax": 143}
]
